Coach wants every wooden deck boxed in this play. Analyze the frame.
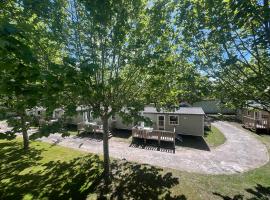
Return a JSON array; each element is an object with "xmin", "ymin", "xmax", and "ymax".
[
  {"xmin": 132, "ymin": 127, "xmax": 175, "ymax": 149},
  {"xmin": 243, "ymin": 116, "xmax": 270, "ymax": 133}
]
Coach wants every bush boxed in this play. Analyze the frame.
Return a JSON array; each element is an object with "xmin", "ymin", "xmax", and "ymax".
[{"xmin": 40, "ymin": 120, "xmax": 65, "ymax": 134}]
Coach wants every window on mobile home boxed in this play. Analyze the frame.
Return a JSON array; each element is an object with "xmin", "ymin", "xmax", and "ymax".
[
  {"xmin": 169, "ymin": 115, "xmax": 179, "ymax": 125},
  {"xmin": 255, "ymin": 111, "xmax": 259, "ymax": 119}
]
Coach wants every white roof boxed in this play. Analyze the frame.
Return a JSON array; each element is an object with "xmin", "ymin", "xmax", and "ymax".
[{"xmin": 143, "ymin": 106, "xmax": 205, "ymax": 115}]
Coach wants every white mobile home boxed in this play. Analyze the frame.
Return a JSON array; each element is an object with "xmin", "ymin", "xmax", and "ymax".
[
  {"xmin": 51, "ymin": 105, "xmax": 205, "ymax": 137},
  {"xmin": 26, "ymin": 107, "xmax": 46, "ymax": 118},
  {"xmin": 82, "ymin": 106, "xmax": 205, "ymax": 136},
  {"xmin": 142, "ymin": 106, "xmax": 205, "ymax": 136}
]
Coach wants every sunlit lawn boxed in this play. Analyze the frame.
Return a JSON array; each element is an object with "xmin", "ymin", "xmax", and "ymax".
[
  {"xmin": 0, "ymin": 138, "xmax": 184, "ymax": 200},
  {"xmin": 0, "ymin": 128, "xmax": 270, "ymax": 200},
  {"xmin": 204, "ymin": 126, "xmax": 226, "ymax": 147},
  {"xmin": 0, "ymin": 138, "xmax": 103, "ymax": 200},
  {"xmin": 168, "ymin": 133, "xmax": 270, "ymax": 200}
]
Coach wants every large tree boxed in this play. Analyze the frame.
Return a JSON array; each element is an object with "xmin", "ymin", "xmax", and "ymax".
[
  {"xmin": 0, "ymin": 1, "xmax": 65, "ymax": 149},
  {"xmin": 173, "ymin": 0, "xmax": 270, "ymax": 111},
  {"xmin": 51, "ymin": 0, "xmax": 180, "ymax": 182}
]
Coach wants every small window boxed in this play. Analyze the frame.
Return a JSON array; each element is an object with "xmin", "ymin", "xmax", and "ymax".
[
  {"xmin": 255, "ymin": 112, "xmax": 259, "ymax": 119},
  {"xmin": 247, "ymin": 110, "xmax": 251, "ymax": 116},
  {"xmin": 37, "ymin": 111, "xmax": 41, "ymax": 115},
  {"xmin": 169, "ymin": 115, "xmax": 179, "ymax": 125},
  {"xmin": 112, "ymin": 115, "xmax": 116, "ymax": 120}
]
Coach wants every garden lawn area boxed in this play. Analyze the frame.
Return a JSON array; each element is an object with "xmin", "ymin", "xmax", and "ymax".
[
  {"xmin": 167, "ymin": 133, "xmax": 270, "ymax": 200},
  {"xmin": 0, "ymin": 130, "xmax": 270, "ymax": 200},
  {"xmin": 204, "ymin": 126, "xmax": 226, "ymax": 147},
  {"xmin": 0, "ymin": 138, "xmax": 103, "ymax": 200}
]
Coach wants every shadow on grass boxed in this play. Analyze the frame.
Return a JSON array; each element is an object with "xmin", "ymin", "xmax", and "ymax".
[
  {"xmin": 213, "ymin": 184, "xmax": 270, "ymax": 200},
  {"xmin": 0, "ymin": 141, "xmax": 103, "ymax": 200},
  {"xmin": 176, "ymin": 135, "xmax": 210, "ymax": 151},
  {"xmin": 0, "ymin": 131, "xmax": 16, "ymax": 140},
  {"xmin": 29, "ymin": 123, "xmax": 80, "ymax": 141},
  {"xmin": 29, "ymin": 122, "xmax": 64, "ymax": 140},
  {"xmin": 96, "ymin": 160, "xmax": 186, "ymax": 199},
  {"xmin": 0, "ymin": 141, "xmax": 186, "ymax": 200}
]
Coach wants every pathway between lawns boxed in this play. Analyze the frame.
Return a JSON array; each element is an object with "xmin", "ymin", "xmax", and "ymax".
[{"xmin": 37, "ymin": 121, "xmax": 269, "ymax": 174}]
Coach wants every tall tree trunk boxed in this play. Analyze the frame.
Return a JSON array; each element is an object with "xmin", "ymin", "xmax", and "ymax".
[
  {"xmin": 21, "ymin": 115, "xmax": 29, "ymax": 150},
  {"xmin": 102, "ymin": 114, "xmax": 110, "ymax": 184}
]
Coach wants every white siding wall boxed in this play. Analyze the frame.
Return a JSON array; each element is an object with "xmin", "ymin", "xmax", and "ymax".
[
  {"xmin": 178, "ymin": 114, "xmax": 204, "ymax": 136},
  {"xmin": 67, "ymin": 110, "xmax": 204, "ymax": 136},
  {"xmin": 144, "ymin": 113, "xmax": 204, "ymax": 136}
]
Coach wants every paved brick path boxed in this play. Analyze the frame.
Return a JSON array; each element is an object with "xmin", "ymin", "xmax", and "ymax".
[{"xmin": 34, "ymin": 121, "xmax": 269, "ymax": 174}]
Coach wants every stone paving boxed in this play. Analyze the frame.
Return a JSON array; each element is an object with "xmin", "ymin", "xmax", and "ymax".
[
  {"xmin": 34, "ymin": 121, "xmax": 269, "ymax": 174},
  {"xmin": 0, "ymin": 120, "xmax": 268, "ymax": 174}
]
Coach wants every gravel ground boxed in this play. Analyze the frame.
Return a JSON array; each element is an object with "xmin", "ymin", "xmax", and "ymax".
[{"xmin": 30, "ymin": 121, "xmax": 269, "ymax": 174}]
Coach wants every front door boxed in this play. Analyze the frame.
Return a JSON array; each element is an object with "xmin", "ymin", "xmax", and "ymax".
[{"xmin": 157, "ymin": 115, "xmax": 165, "ymax": 130}]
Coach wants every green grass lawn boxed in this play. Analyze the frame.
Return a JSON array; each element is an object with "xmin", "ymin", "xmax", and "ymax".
[
  {"xmin": 167, "ymin": 133, "xmax": 270, "ymax": 200},
  {"xmin": 0, "ymin": 139, "xmax": 103, "ymax": 200},
  {"xmin": 204, "ymin": 126, "xmax": 226, "ymax": 147},
  {"xmin": 1, "ymin": 127, "xmax": 270, "ymax": 200}
]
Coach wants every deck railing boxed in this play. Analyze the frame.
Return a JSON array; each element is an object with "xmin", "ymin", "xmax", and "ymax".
[
  {"xmin": 132, "ymin": 127, "xmax": 176, "ymax": 148},
  {"xmin": 243, "ymin": 116, "xmax": 270, "ymax": 132}
]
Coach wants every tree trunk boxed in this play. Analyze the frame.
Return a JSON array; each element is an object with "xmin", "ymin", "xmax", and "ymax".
[
  {"xmin": 22, "ymin": 127, "xmax": 29, "ymax": 150},
  {"xmin": 102, "ymin": 115, "xmax": 110, "ymax": 184},
  {"xmin": 21, "ymin": 115, "xmax": 29, "ymax": 150}
]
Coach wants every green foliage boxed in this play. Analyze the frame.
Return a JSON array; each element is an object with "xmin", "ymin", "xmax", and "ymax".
[
  {"xmin": 0, "ymin": 17, "xmax": 42, "ymax": 143},
  {"xmin": 54, "ymin": 0, "xmax": 185, "ymax": 119},
  {"xmin": 39, "ymin": 121, "xmax": 64, "ymax": 134},
  {"xmin": 172, "ymin": 0, "xmax": 270, "ymax": 110},
  {"xmin": 0, "ymin": 1, "xmax": 66, "ymax": 148}
]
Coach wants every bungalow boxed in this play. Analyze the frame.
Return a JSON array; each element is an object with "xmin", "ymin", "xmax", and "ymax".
[
  {"xmin": 142, "ymin": 106, "xmax": 205, "ymax": 136},
  {"xmin": 29, "ymin": 104, "xmax": 205, "ymax": 137},
  {"xmin": 70, "ymin": 106, "xmax": 205, "ymax": 137},
  {"xmin": 26, "ymin": 107, "xmax": 46, "ymax": 118},
  {"xmin": 240, "ymin": 104, "xmax": 270, "ymax": 133}
]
